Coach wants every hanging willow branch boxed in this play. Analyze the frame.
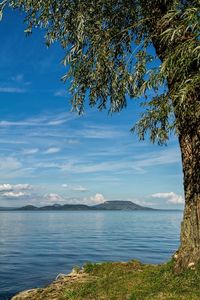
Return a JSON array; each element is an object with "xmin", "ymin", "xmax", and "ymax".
[{"xmin": 1, "ymin": 0, "xmax": 199, "ymax": 144}]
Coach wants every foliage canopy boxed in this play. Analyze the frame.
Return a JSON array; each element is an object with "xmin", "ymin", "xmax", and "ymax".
[{"xmin": 0, "ymin": 0, "xmax": 199, "ymax": 144}]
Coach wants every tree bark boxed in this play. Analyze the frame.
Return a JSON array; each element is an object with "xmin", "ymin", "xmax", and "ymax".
[
  {"xmin": 173, "ymin": 113, "xmax": 200, "ymax": 272},
  {"xmin": 145, "ymin": 2, "xmax": 200, "ymax": 272}
]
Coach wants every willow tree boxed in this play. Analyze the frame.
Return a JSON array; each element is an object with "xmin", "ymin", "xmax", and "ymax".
[{"xmin": 1, "ymin": 0, "xmax": 199, "ymax": 272}]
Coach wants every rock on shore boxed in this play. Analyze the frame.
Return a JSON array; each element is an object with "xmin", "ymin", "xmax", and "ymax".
[{"xmin": 12, "ymin": 269, "xmax": 88, "ymax": 300}]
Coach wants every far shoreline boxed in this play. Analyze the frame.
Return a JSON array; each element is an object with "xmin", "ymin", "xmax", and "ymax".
[{"xmin": 0, "ymin": 200, "xmax": 183, "ymax": 212}]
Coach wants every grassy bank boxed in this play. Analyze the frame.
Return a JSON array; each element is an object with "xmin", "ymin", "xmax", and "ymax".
[{"xmin": 13, "ymin": 260, "xmax": 200, "ymax": 300}]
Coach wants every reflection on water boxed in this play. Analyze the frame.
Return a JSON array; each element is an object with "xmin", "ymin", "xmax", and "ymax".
[{"xmin": 0, "ymin": 210, "xmax": 182, "ymax": 300}]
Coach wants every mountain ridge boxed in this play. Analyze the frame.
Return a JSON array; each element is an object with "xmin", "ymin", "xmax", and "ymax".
[{"xmin": 0, "ymin": 200, "xmax": 155, "ymax": 211}]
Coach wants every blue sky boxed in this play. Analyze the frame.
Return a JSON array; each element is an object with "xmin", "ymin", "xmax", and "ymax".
[{"xmin": 0, "ymin": 9, "xmax": 184, "ymax": 209}]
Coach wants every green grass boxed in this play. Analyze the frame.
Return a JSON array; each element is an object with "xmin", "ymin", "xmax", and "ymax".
[{"xmin": 63, "ymin": 260, "xmax": 200, "ymax": 300}]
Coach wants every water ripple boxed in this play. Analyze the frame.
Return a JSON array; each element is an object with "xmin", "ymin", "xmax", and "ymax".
[{"xmin": 0, "ymin": 210, "xmax": 182, "ymax": 300}]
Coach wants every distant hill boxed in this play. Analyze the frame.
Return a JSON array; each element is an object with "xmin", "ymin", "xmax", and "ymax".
[
  {"xmin": 40, "ymin": 204, "xmax": 91, "ymax": 210},
  {"xmin": 93, "ymin": 200, "xmax": 154, "ymax": 210},
  {"xmin": 0, "ymin": 200, "xmax": 155, "ymax": 211},
  {"xmin": 16, "ymin": 203, "xmax": 92, "ymax": 211},
  {"xmin": 16, "ymin": 205, "xmax": 39, "ymax": 211}
]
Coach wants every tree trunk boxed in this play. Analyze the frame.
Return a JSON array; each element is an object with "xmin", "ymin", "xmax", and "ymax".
[
  {"xmin": 173, "ymin": 118, "xmax": 200, "ymax": 272},
  {"xmin": 146, "ymin": 2, "xmax": 200, "ymax": 271}
]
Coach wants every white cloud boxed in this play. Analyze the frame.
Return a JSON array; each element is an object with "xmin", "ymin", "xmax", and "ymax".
[
  {"xmin": 44, "ymin": 147, "xmax": 61, "ymax": 154},
  {"xmin": 0, "ymin": 183, "xmax": 33, "ymax": 198},
  {"xmin": 151, "ymin": 192, "xmax": 184, "ymax": 204},
  {"xmin": 0, "ymin": 183, "xmax": 32, "ymax": 192},
  {"xmin": 62, "ymin": 184, "xmax": 89, "ymax": 192},
  {"xmin": 43, "ymin": 193, "xmax": 65, "ymax": 203},
  {"xmin": 0, "ymin": 184, "xmax": 13, "ymax": 192},
  {"xmin": 84, "ymin": 193, "xmax": 105, "ymax": 205},
  {"xmin": 23, "ymin": 148, "xmax": 39, "ymax": 155},
  {"xmin": 62, "ymin": 184, "xmax": 68, "ymax": 188},
  {"xmin": 2, "ymin": 191, "xmax": 27, "ymax": 198}
]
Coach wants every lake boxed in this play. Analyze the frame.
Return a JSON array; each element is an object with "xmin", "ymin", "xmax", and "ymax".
[{"xmin": 0, "ymin": 210, "xmax": 182, "ymax": 300}]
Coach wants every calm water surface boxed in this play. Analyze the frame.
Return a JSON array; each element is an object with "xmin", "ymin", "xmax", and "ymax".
[{"xmin": 0, "ymin": 210, "xmax": 182, "ymax": 299}]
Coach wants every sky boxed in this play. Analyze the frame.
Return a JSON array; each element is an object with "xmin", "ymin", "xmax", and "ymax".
[{"xmin": 0, "ymin": 9, "xmax": 184, "ymax": 209}]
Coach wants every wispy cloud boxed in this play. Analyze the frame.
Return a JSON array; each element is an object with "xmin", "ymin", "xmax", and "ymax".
[
  {"xmin": 0, "ymin": 139, "xmax": 27, "ymax": 145},
  {"xmin": 54, "ymin": 89, "xmax": 66, "ymax": 97},
  {"xmin": 0, "ymin": 112, "xmax": 74, "ymax": 127},
  {"xmin": 0, "ymin": 157, "xmax": 22, "ymax": 170},
  {"xmin": 44, "ymin": 147, "xmax": 61, "ymax": 154},
  {"xmin": 33, "ymin": 147, "xmax": 180, "ymax": 176},
  {"xmin": 23, "ymin": 148, "xmax": 39, "ymax": 155},
  {"xmin": 0, "ymin": 87, "xmax": 25, "ymax": 93},
  {"xmin": 127, "ymin": 198, "xmax": 157, "ymax": 207},
  {"xmin": 79, "ymin": 125, "xmax": 125, "ymax": 139},
  {"xmin": 0, "ymin": 73, "xmax": 30, "ymax": 93},
  {"xmin": 0, "ymin": 157, "xmax": 36, "ymax": 180},
  {"xmin": 68, "ymin": 148, "xmax": 179, "ymax": 174},
  {"xmin": 133, "ymin": 148, "xmax": 181, "ymax": 173},
  {"xmin": 62, "ymin": 184, "xmax": 89, "ymax": 192},
  {"xmin": 64, "ymin": 161, "xmax": 130, "ymax": 174},
  {"xmin": 68, "ymin": 139, "xmax": 79, "ymax": 145}
]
